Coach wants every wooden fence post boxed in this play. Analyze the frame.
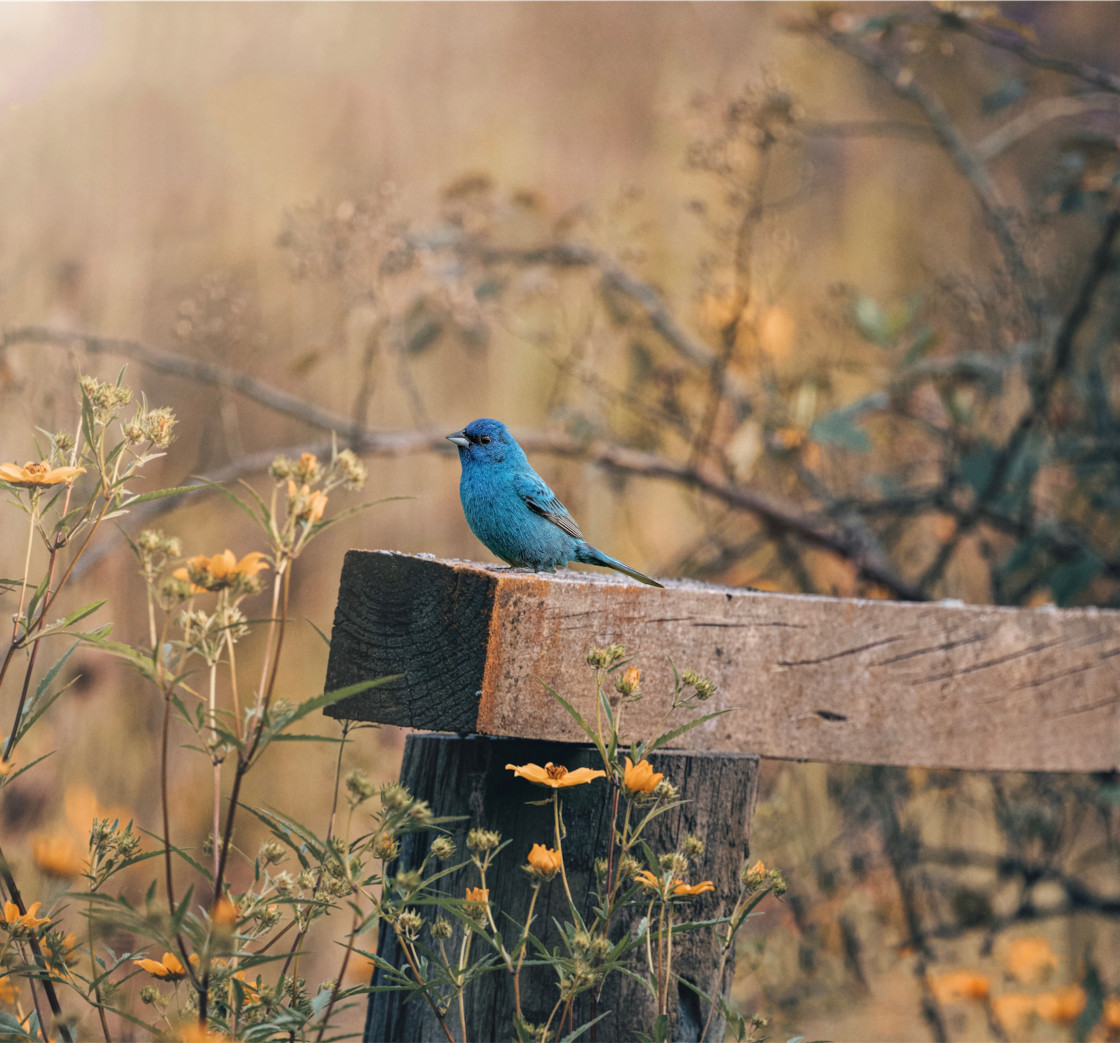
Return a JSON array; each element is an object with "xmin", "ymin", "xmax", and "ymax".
[{"xmin": 323, "ymin": 549, "xmax": 1120, "ymax": 1041}]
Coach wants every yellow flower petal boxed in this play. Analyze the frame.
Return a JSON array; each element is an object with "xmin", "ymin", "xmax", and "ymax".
[
  {"xmin": 672, "ymin": 879, "xmax": 716, "ymax": 897},
  {"xmin": 622, "ymin": 756, "xmax": 664, "ymax": 795},
  {"xmin": 0, "ymin": 461, "xmax": 86, "ymax": 488},
  {"xmin": 505, "ymin": 762, "xmax": 606, "ymax": 789},
  {"xmin": 526, "ymin": 843, "xmax": 563, "ymax": 878}
]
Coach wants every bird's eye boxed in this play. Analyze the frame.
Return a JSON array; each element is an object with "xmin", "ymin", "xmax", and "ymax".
[{"xmin": 479, "ymin": 435, "xmax": 492, "ymax": 444}]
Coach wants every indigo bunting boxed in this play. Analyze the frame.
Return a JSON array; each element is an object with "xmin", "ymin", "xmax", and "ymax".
[{"xmin": 447, "ymin": 418, "xmax": 664, "ymax": 587}]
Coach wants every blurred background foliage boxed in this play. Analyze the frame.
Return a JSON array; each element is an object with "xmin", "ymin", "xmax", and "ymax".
[{"xmin": 2, "ymin": 2, "xmax": 1120, "ymax": 1039}]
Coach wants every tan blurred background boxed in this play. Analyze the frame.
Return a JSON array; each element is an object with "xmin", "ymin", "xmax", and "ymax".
[{"xmin": 3, "ymin": 3, "xmax": 1120, "ymax": 1040}]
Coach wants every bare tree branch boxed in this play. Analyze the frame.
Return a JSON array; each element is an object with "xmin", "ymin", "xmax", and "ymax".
[
  {"xmin": 811, "ymin": 22, "xmax": 1044, "ymax": 321},
  {"xmin": 4, "ymin": 323, "xmax": 926, "ymax": 599},
  {"xmin": 946, "ymin": 15, "xmax": 1120, "ymax": 95}
]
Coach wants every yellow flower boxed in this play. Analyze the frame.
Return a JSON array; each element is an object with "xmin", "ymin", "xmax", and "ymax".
[
  {"xmin": 991, "ymin": 992, "xmax": 1036, "ymax": 1034},
  {"xmin": 0, "ymin": 973, "xmax": 19, "ymax": 1005},
  {"xmin": 173, "ymin": 550, "xmax": 269, "ymax": 593},
  {"xmin": 171, "ymin": 1021, "xmax": 231, "ymax": 1042},
  {"xmin": 211, "ymin": 896, "xmax": 238, "ymax": 926},
  {"xmin": 615, "ymin": 666, "xmax": 642, "ymax": 697},
  {"xmin": 742, "ymin": 859, "xmax": 767, "ymax": 892},
  {"xmin": 672, "ymin": 880, "xmax": 716, "ymax": 897},
  {"xmin": 230, "ymin": 970, "xmax": 260, "ymax": 1007},
  {"xmin": 1035, "ymin": 985, "xmax": 1086, "ymax": 1025},
  {"xmin": 622, "ymin": 756, "xmax": 663, "ymax": 795},
  {"xmin": 0, "ymin": 461, "xmax": 85, "ymax": 488},
  {"xmin": 287, "ymin": 479, "xmax": 328, "ymax": 524},
  {"xmin": 1103, "ymin": 996, "xmax": 1120, "ymax": 1030},
  {"xmin": 505, "ymin": 762, "xmax": 607, "ymax": 789},
  {"xmin": 43, "ymin": 931, "xmax": 79, "ymax": 968},
  {"xmin": 133, "ymin": 951, "xmax": 187, "ymax": 981},
  {"xmin": 634, "ymin": 869, "xmax": 665, "ymax": 891},
  {"xmin": 31, "ymin": 833, "xmax": 86, "ymax": 879},
  {"xmin": 1003, "ymin": 936, "xmax": 1058, "ymax": 985},
  {"xmin": 929, "ymin": 970, "xmax": 990, "ymax": 1003},
  {"xmin": 526, "ymin": 843, "xmax": 563, "ymax": 880},
  {"xmin": 0, "ymin": 756, "xmax": 14, "ymax": 778},
  {"xmin": 1, "ymin": 900, "xmax": 50, "ymax": 933},
  {"xmin": 463, "ymin": 887, "xmax": 490, "ymax": 923}
]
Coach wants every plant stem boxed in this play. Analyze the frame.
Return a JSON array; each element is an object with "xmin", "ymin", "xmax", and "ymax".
[
  {"xmin": 313, "ymin": 911, "xmax": 360, "ymax": 1043},
  {"xmin": 394, "ymin": 926, "xmax": 456, "ymax": 1043},
  {"xmin": 513, "ymin": 883, "xmax": 542, "ymax": 1024},
  {"xmin": 552, "ymin": 791, "xmax": 577, "ymax": 915}
]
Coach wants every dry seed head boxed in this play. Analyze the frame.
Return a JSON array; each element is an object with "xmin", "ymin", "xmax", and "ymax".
[
  {"xmin": 430, "ymin": 835, "xmax": 456, "ymax": 860},
  {"xmin": 682, "ymin": 834, "xmax": 705, "ymax": 859},
  {"xmin": 466, "ymin": 828, "xmax": 501, "ymax": 852},
  {"xmin": 586, "ymin": 644, "xmax": 626, "ymax": 668}
]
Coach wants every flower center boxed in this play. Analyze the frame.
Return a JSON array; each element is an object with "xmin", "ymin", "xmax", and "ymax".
[{"xmin": 545, "ymin": 763, "xmax": 568, "ymax": 780}]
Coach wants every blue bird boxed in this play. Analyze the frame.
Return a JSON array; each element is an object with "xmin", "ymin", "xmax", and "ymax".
[{"xmin": 447, "ymin": 418, "xmax": 664, "ymax": 587}]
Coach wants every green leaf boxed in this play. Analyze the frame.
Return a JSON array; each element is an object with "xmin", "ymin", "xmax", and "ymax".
[
  {"xmin": 1046, "ymin": 548, "xmax": 1104, "ymax": 606},
  {"xmin": 853, "ymin": 294, "xmax": 889, "ymax": 345},
  {"xmin": 980, "ymin": 77, "xmax": 1027, "ymax": 115},
  {"xmin": 809, "ymin": 393, "xmax": 887, "ymax": 452},
  {"xmin": 128, "ymin": 483, "xmax": 206, "ymax": 504},
  {"xmin": 540, "ymin": 681, "xmax": 596, "ymax": 739},
  {"xmin": 16, "ymin": 641, "xmax": 82, "ymax": 740},
  {"xmin": 59, "ymin": 598, "xmax": 107, "ymax": 628},
  {"xmin": 648, "ymin": 708, "xmax": 734, "ymax": 753}
]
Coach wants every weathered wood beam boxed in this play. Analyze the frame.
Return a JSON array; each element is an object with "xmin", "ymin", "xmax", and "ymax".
[{"xmin": 325, "ymin": 551, "xmax": 1120, "ymax": 773}]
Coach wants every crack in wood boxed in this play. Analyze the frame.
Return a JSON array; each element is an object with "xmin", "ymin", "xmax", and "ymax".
[
  {"xmin": 917, "ymin": 637, "xmax": 1069, "ymax": 684},
  {"xmin": 874, "ymin": 632, "xmax": 987, "ymax": 665},
  {"xmin": 1053, "ymin": 695, "xmax": 1119, "ymax": 719},
  {"xmin": 777, "ymin": 636, "xmax": 902, "ymax": 667},
  {"xmin": 692, "ymin": 619, "xmax": 809, "ymax": 629}
]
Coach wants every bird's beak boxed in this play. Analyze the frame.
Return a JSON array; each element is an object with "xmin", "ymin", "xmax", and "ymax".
[{"xmin": 446, "ymin": 430, "xmax": 469, "ymax": 448}]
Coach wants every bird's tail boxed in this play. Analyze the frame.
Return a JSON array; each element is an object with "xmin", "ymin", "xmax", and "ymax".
[{"xmin": 576, "ymin": 543, "xmax": 665, "ymax": 588}]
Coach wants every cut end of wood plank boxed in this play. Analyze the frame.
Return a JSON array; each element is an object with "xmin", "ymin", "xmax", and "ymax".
[{"xmin": 324, "ymin": 550, "xmax": 1120, "ymax": 773}]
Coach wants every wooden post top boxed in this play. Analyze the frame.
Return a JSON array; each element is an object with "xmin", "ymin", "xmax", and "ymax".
[{"xmin": 323, "ymin": 550, "xmax": 1120, "ymax": 773}]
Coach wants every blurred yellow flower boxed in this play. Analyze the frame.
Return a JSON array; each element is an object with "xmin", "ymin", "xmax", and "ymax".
[
  {"xmin": 1003, "ymin": 936, "xmax": 1058, "ymax": 985},
  {"xmin": 929, "ymin": 969, "xmax": 990, "ymax": 1003},
  {"xmin": 0, "ymin": 973, "xmax": 19, "ymax": 1005},
  {"xmin": 526, "ymin": 843, "xmax": 562, "ymax": 880},
  {"xmin": 672, "ymin": 880, "xmax": 716, "ymax": 897},
  {"xmin": 1035, "ymin": 984, "xmax": 1085, "ymax": 1025},
  {"xmin": 211, "ymin": 896, "xmax": 238, "ymax": 926},
  {"xmin": 287, "ymin": 479, "xmax": 328, "ymax": 524},
  {"xmin": 622, "ymin": 756, "xmax": 663, "ymax": 795},
  {"xmin": 0, "ymin": 461, "xmax": 85, "ymax": 488},
  {"xmin": 1, "ymin": 900, "xmax": 50, "ymax": 933},
  {"xmin": 133, "ymin": 951, "xmax": 187, "ymax": 981},
  {"xmin": 43, "ymin": 931, "xmax": 78, "ymax": 968},
  {"xmin": 992, "ymin": 992, "xmax": 1036, "ymax": 1034},
  {"xmin": 171, "ymin": 1020, "xmax": 230, "ymax": 1042},
  {"xmin": 506, "ymin": 762, "xmax": 606, "ymax": 789},
  {"xmin": 230, "ymin": 970, "xmax": 260, "ymax": 1007},
  {"xmin": 1103, "ymin": 996, "xmax": 1120, "ymax": 1030},
  {"xmin": 465, "ymin": 887, "xmax": 489, "ymax": 905},
  {"xmin": 174, "ymin": 550, "xmax": 269, "ymax": 593},
  {"xmin": 31, "ymin": 833, "xmax": 86, "ymax": 879}
]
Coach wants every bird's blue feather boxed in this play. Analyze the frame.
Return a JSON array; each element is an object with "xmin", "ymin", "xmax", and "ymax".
[{"xmin": 448, "ymin": 418, "xmax": 663, "ymax": 587}]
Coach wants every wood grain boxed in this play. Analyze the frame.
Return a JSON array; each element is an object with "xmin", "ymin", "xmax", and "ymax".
[{"xmin": 325, "ymin": 551, "xmax": 1120, "ymax": 772}]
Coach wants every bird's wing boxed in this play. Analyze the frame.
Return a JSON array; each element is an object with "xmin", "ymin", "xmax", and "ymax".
[{"xmin": 514, "ymin": 471, "xmax": 584, "ymax": 541}]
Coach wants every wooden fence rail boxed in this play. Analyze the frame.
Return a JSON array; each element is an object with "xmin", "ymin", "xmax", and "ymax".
[{"xmin": 322, "ymin": 550, "xmax": 1120, "ymax": 1041}]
